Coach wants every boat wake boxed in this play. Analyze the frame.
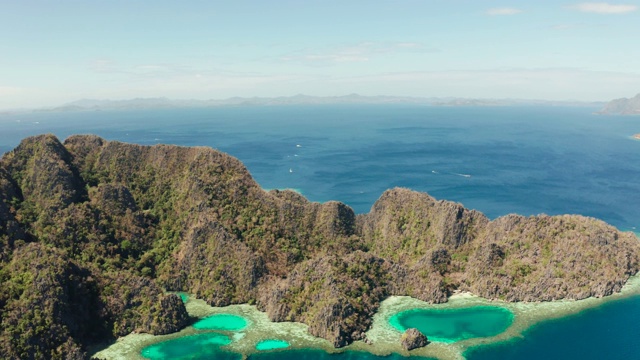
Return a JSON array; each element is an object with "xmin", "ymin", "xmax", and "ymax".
[{"xmin": 453, "ymin": 173, "xmax": 471, "ymax": 178}]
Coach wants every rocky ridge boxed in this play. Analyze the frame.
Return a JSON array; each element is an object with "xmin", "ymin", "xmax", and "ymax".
[
  {"xmin": 1, "ymin": 134, "xmax": 639, "ymax": 358},
  {"xmin": 598, "ymin": 93, "xmax": 640, "ymax": 115}
]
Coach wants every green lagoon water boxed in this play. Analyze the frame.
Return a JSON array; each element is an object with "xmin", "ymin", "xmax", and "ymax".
[
  {"xmin": 255, "ymin": 339, "xmax": 291, "ymax": 351},
  {"xmin": 247, "ymin": 349, "xmax": 436, "ymax": 360},
  {"xmin": 390, "ymin": 306, "xmax": 514, "ymax": 343},
  {"xmin": 177, "ymin": 292, "xmax": 189, "ymax": 303},
  {"xmin": 140, "ymin": 333, "xmax": 238, "ymax": 360},
  {"xmin": 192, "ymin": 314, "xmax": 248, "ymax": 331}
]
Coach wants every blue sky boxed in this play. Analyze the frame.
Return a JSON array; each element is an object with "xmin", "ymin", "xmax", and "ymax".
[{"xmin": 1, "ymin": 1, "xmax": 639, "ymax": 109}]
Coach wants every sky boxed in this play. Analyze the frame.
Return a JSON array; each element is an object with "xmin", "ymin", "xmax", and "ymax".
[{"xmin": 1, "ymin": 0, "xmax": 639, "ymax": 109}]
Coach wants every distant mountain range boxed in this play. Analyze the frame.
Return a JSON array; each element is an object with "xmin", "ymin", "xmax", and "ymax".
[
  {"xmin": 48, "ymin": 94, "xmax": 434, "ymax": 111},
  {"xmin": 598, "ymin": 93, "xmax": 640, "ymax": 115},
  {"xmin": 15, "ymin": 94, "xmax": 605, "ymax": 113}
]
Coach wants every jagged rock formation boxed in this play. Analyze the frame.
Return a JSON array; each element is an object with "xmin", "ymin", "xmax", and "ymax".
[
  {"xmin": 400, "ymin": 328, "xmax": 428, "ymax": 350},
  {"xmin": 598, "ymin": 93, "xmax": 640, "ymax": 115},
  {"xmin": 1, "ymin": 134, "xmax": 639, "ymax": 357},
  {"xmin": 358, "ymin": 189, "xmax": 639, "ymax": 302},
  {"xmin": 257, "ymin": 251, "xmax": 389, "ymax": 347}
]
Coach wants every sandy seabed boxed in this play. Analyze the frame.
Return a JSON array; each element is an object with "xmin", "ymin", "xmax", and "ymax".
[{"xmin": 93, "ymin": 273, "xmax": 640, "ymax": 360}]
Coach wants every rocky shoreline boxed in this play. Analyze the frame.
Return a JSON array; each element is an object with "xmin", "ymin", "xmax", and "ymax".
[{"xmin": 94, "ymin": 274, "xmax": 640, "ymax": 360}]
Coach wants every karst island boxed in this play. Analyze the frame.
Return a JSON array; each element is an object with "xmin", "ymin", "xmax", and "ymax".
[{"xmin": 1, "ymin": 134, "xmax": 639, "ymax": 360}]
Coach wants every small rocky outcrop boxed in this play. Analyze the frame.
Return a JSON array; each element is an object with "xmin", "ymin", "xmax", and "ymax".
[
  {"xmin": 400, "ymin": 328, "xmax": 428, "ymax": 350},
  {"xmin": 148, "ymin": 294, "xmax": 191, "ymax": 335}
]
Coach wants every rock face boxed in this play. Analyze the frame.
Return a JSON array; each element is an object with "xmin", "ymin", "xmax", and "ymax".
[
  {"xmin": 598, "ymin": 93, "xmax": 640, "ymax": 115},
  {"xmin": 257, "ymin": 251, "xmax": 389, "ymax": 347},
  {"xmin": 1, "ymin": 134, "xmax": 639, "ymax": 357},
  {"xmin": 400, "ymin": 328, "xmax": 428, "ymax": 350}
]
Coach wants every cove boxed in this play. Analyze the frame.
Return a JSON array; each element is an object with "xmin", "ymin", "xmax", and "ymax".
[
  {"xmin": 248, "ymin": 349, "xmax": 437, "ymax": 360},
  {"xmin": 140, "ymin": 333, "xmax": 239, "ymax": 360},
  {"xmin": 255, "ymin": 339, "xmax": 291, "ymax": 351},
  {"xmin": 192, "ymin": 313, "xmax": 248, "ymax": 331},
  {"xmin": 389, "ymin": 306, "xmax": 514, "ymax": 343}
]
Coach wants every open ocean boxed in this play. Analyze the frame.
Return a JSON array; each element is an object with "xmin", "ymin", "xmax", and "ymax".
[{"xmin": 1, "ymin": 104, "xmax": 639, "ymax": 359}]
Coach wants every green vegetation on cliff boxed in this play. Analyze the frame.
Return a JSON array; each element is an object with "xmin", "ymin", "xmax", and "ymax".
[{"xmin": 1, "ymin": 134, "xmax": 639, "ymax": 357}]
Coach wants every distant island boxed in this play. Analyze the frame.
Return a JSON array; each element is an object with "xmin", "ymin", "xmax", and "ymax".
[
  {"xmin": 0, "ymin": 94, "xmax": 605, "ymax": 114},
  {"xmin": 598, "ymin": 93, "xmax": 640, "ymax": 115},
  {"xmin": 1, "ymin": 134, "xmax": 639, "ymax": 359}
]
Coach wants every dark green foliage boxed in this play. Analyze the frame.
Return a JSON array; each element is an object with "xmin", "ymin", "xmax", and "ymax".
[
  {"xmin": 0, "ymin": 244, "xmax": 90, "ymax": 360},
  {"xmin": 0, "ymin": 136, "xmax": 189, "ymax": 359}
]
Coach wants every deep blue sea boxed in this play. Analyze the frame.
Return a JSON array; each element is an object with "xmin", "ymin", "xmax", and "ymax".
[{"xmin": 1, "ymin": 104, "xmax": 639, "ymax": 359}]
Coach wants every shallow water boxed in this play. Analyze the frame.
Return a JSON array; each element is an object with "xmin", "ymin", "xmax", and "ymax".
[
  {"xmin": 140, "ymin": 333, "xmax": 238, "ymax": 360},
  {"xmin": 389, "ymin": 306, "xmax": 514, "ymax": 343},
  {"xmin": 177, "ymin": 292, "xmax": 189, "ymax": 303},
  {"xmin": 247, "ymin": 349, "xmax": 436, "ymax": 360},
  {"xmin": 192, "ymin": 314, "xmax": 248, "ymax": 331},
  {"xmin": 255, "ymin": 339, "xmax": 291, "ymax": 351}
]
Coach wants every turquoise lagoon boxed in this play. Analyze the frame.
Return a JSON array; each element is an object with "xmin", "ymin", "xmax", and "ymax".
[
  {"xmin": 140, "ymin": 333, "xmax": 238, "ymax": 360},
  {"xmin": 389, "ymin": 306, "xmax": 514, "ymax": 343},
  {"xmin": 192, "ymin": 314, "xmax": 248, "ymax": 331},
  {"xmin": 134, "ymin": 290, "xmax": 640, "ymax": 360},
  {"xmin": 255, "ymin": 339, "xmax": 291, "ymax": 351},
  {"xmin": 248, "ymin": 349, "xmax": 436, "ymax": 359}
]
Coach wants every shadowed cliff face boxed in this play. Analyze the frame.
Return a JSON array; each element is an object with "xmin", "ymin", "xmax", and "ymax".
[{"xmin": 1, "ymin": 134, "xmax": 639, "ymax": 355}]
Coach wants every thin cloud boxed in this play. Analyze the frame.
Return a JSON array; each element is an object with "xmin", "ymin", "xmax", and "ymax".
[
  {"xmin": 326, "ymin": 68, "xmax": 640, "ymax": 102},
  {"xmin": 280, "ymin": 42, "xmax": 431, "ymax": 66},
  {"xmin": 551, "ymin": 22, "xmax": 608, "ymax": 30},
  {"xmin": 135, "ymin": 65, "xmax": 171, "ymax": 73},
  {"xmin": 90, "ymin": 59, "xmax": 118, "ymax": 73},
  {"xmin": 571, "ymin": 2, "xmax": 638, "ymax": 13},
  {"xmin": 0, "ymin": 86, "xmax": 23, "ymax": 96},
  {"xmin": 89, "ymin": 60, "xmax": 195, "ymax": 79},
  {"xmin": 486, "ymin": 8, "xmax": 523, "ymax": 16}
]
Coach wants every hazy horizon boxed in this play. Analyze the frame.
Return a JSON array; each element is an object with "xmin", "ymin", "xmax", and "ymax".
[{"xmin": 1, "ymin": 1, "xmax": 639, "ymax": 110}]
